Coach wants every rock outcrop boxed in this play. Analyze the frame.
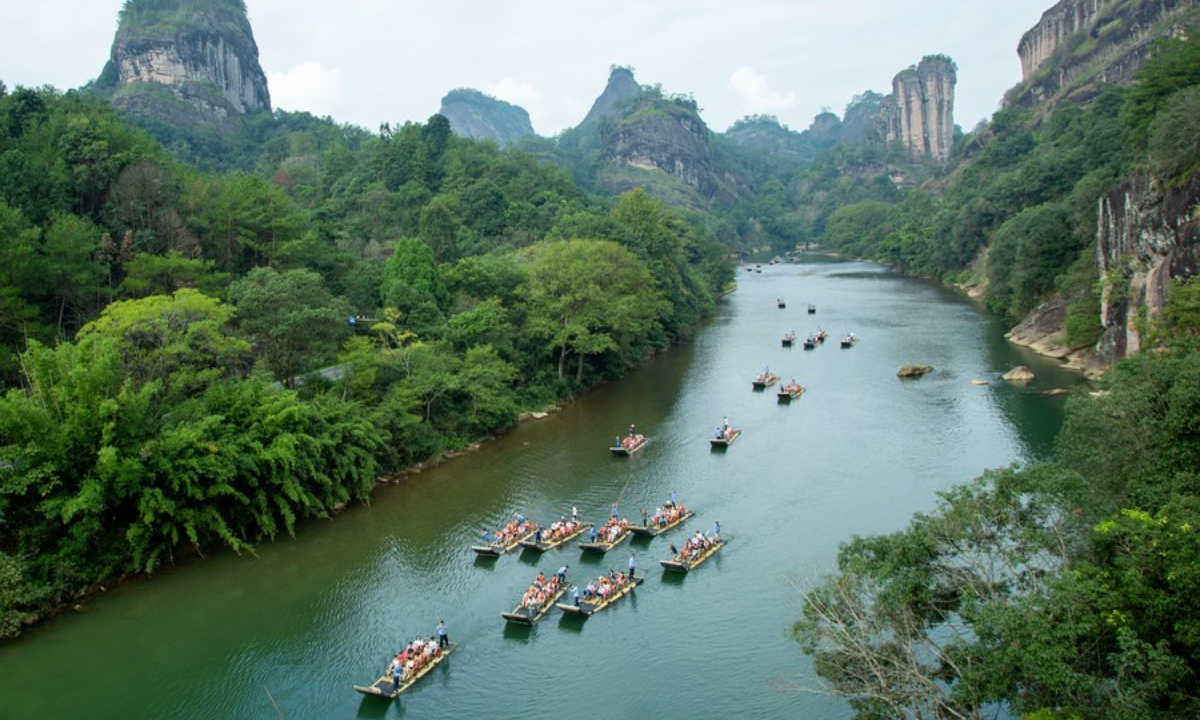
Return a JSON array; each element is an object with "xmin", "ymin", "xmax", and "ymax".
[
  {"xmin": 1096, "ymin": 171, "xmax": 1200, "ymax": 365},
  {"xmin": 897, "ymin": 364, "xmax": 934, "ymax": 378},
  {"xmin": 1002, "ymin": 366, "xmax": 1036, "ymax": 382},
  {"xmin": 438, "ymin": 89, "xmax": 536, "ymax": 147},
  {"xmin": 579, "ymin": 66, "xmax": 643, "ymax": 128},
  {"xmin": 598, "ymin": 94, "xmax": 715, "ymax": 198},
  {"xmin": 1012, "ymin": 0, "xmax": 1200, "ymax": 108},
  {"xmin": 878, "ymin": 56, "xmax": 956, "ymax": 161},
  {"xmin": 96, "ymin": 0, "xmax": 270, "ymax": 127}
]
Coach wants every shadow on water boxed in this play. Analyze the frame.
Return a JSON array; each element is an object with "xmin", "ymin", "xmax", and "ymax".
[
  {"xmin": 516, "ymin": 550, "xmax": 540, "ymax": 567},
  {"xmin": 502, "ymin": 622, "xmax": 535, "ymax": 643},
  {"xmin": 557, "ymin": 613, "xmax": 587, "ymax": 633},
  {"xmin": 659, "ymin": 571, "xmax": 687, "ymax": 586},
  {"xmin": 472, "ymin": 554, "xmax": 499, "ymax": 570},
  {"xmin": 355, "ymin": 696, "xmax": 391, "ymax": 719}
]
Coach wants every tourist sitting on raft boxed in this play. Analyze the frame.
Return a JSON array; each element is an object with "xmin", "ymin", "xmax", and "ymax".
[
  {"xmin": 669, "ymin": 531, "xmax": 717, "ymax": 562},
  {"xmin": 617, "ymin": 432, "xmax": 645, "ymax": 450},
  {"xmin": 714, "ymin": 423, "xmax": 736, "ymax": 440},
  {"xmin": 646, "ymin": 501, "xmax": 687, "ymax": 528},
  {"xmin": 782, "ymin": 379, "xmax": 803, "ymax": 394},
  {"xmin": 600, "ymin": 516, "xmax": 629, "ymax": 543}
]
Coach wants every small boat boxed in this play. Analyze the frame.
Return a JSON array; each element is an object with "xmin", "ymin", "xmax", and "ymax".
[
  {"xmin": 840, "ymin": 334, "xmax": 858, "ymax": 348},
  {"xmin": 354, "ymin": 643, "xmax": 457, "ymax": 699},
  {"xmin": 807, "ymin": 304, "xmax": 817, "ymax": 314},
  {"xmin": 556, "ymin": 574, "xmax": 644, "ymax": 616},
  {"xmin": 610, "ymin": 433, "xmax": 648, "ymax": 456},
  {"xmin": 777, "ymin": 298, "xmax": 786, "ymax": 308},
  {"xmin": 472, "ymin": 521, "xmax": 539, "ymax": 556},
  {"xmin": 579, "ymin": 522, "xmax": 632, "ymax": 553},
  {"xmin": 817, "ymin": 329, "xmax": 828, "ymax": 344},
  {"xmin": 781, "ymin": 331, "xmax": 796, "ymax": 348},
  {"xmin": 802, "ymin": 336, "xmax": 817, "ymax": 350},
  {"xmin": 501, "ymin": 578, "xmax": 570, "ymax": 625},
  {"xmin": 710, "ymin": 427, "xmax": 741, "ymax": 448},
  {"xmin": 629, "ymin": 507, "xmax": 694, "ymax": 537},
  {"xmin": 661, "ymin": 538, "xmax": 727, "ymax": 573},
  {"xmin": 751, "ymin": 372, "xmax": 778, "ymax": 390},
  {"xmin": 518, "ymin": 520, "xmax": 591, "ymax": 552},
  {"xmin": 777, "ymin": 383, "xmax": 805, "ymax": 402}
]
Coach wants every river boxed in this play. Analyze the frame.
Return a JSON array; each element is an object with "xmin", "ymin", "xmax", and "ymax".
[{"xmin": 0, "ymin": 257, "xmax": 1085, "ymax": 719}]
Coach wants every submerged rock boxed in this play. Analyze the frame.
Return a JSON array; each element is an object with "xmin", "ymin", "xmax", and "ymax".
[{"xmin": 897, "ymin": 364, "xmax": 934, "ymax": 378}]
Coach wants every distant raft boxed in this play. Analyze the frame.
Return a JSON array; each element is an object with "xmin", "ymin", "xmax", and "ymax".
[
  {"xmin": 610, "ymin": 434, "xmax": 648, "ymax": 456},
  {"xmin": 629, "ymin": 508, "xmax": 694, "ymax": 538},
  {"xmin": 751, "ymin": 372, "xmax": 778, "ymax": 390},
  {"xmin": 471, "ymin": 522, "xmax": 538, "ymax": 557},
  {"xmin": 777, "ymin": 383, "xmax": 805, "ymax": 402},
  {"xmin": 501, "ymin": 578, "xmax": 569, "ymax": 625},
  {"xmin": 578, "ymin": 522, "xmax": 632, "ymax": 553},
  {"xmin": 354, "ymin": 643, "xmax": 457, "ymax": 699},
  {"xmin": 710, "ymin": 427, "xmax": 741, "ymax": 449},
  {"xmin": 518, "ymin": 520, "xmax": 591, "ymax": 552}
]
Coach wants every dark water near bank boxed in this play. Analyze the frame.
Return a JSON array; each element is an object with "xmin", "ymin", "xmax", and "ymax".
[{"xmin": 0, "ymin": 258, "xmax": 1085, "ymax": 719}]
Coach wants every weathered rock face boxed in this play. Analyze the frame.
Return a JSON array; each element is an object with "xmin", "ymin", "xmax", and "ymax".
[
  {"xmin": 878, "ymin": 56, "xmax": 956, "ymax": 161},
  {"xmin": 1013, "ymin": 0, "xmax": 1199, "ymax": 108},
  {"xmin": 98, "ymin": 0, "xmax": 270, "ymax": 127},
  {"xmin": 438, "ymin": 89, "xmax": 536, "ymax": 147},
  {"xmin": 1096, "ymin": 171, "xmax": 1200, "ymax": 365},
  {"xmin": 579, "ymin": 66, "xmax": 643, "ymax": 128},
  {"xmin": 598, "ymin": 97, "xmax": 715, "ymax": 198}
]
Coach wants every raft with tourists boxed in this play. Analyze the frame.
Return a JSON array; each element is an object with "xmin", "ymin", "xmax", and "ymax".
[
  {"xmin": 751, "ymin": 371, "xmax": 778, "ymax": 390},
  {"xmin": 807, "ymin": 303, "xmax": 817, "ymax": 314},
  {"xmin": 840, "ymin": 332, "xmax": 858, "ymax": 348},
  {"xmin": 710, "ymin": 424, "xmax": 740, "ymax": 449},
  {"xmin": 661, "ymin": 535, "xmax": 726, "ymax": 573},
  {"xmin": 630, "ymin": 502, "xmax": 693, "ymax": 537},
  {"xmin": 781, "ymin": 331, "xmax": 796, "ymax": 347},
  {"xmin": 610, "ymin": 433, "xmax": 647, "ymax": 456},
  {"xmin": 518, "ymin": 518, "xmax": 590, "ymax": 552},
  {"xmin": 471, "ymin": 516, "xmax": 538, "ymax": 556},
  {"xmin": 579, "ymin": 517, "xmax": 632, "ymax": 553},
  {"xmin": 555, "ymin": 572, "xmax": 643, "ymax": 616},
  {"xmin": 777, "ymin": 381, "xmax": 805, "ymax": 402},
  {"xmin": 501, "ymin": 572, "xmax": 570, "ymax": 625},
  {"xmin": 354, "ymin": 640, "xmax": 457, "ymax": 699},
  {"xmin": 777, "ymin": 298, "xmax": 786, "ymax": 308}
]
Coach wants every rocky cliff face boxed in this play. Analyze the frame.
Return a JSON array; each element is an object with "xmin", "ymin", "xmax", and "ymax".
[
  {"xmin": 1012, "ymin": 0, "xmax": 1199, "ymax": 107},
  {"xmin": 598, "ymin": 94, "xmax": 715, "ymax": 198},
  {"xmin": 878, "ymin": 56, "xmax": 956, "ymax": 161},
  {"xmin": 439, "ymin": 89, "xmax": 535, "ymax": 147},
  {"xmin": 1096, "ymin": 171, "xmax": 1200, "ymax": 364},
  {"xmin": 97, "ymin": 0, "xmax": 270, "ymax": 127}
]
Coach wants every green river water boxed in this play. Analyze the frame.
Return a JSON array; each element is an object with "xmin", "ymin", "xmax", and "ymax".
[{"xmin": 0, "ymin": 257, "xmax": 1086, "ymax": 720}]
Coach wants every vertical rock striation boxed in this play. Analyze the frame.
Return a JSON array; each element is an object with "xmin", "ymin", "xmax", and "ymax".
[
  {"xmin": 1095, "ymin": 172, "xmax": 1200, "ymax": 364},
  {"xmin": 879, "ymin": 56, "xmax": 956, "ymax": 161}
]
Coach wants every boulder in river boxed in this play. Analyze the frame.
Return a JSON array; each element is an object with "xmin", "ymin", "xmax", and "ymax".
[
  {"xmin": 1002, "ymin": 366, "xmax": 1036, "ymax": 382},
  {"xmin": 897, "ymin": 364, "xmax": 934, "ymax": 378}
]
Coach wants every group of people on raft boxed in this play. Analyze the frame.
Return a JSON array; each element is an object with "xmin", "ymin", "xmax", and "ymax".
[
  {"xmin": 520, "ymin": 569, "xmax": 566, "ymax": 610},
  {"xmin": 669, "ymin": 527, "xmax": 721, "ymax": 562},
  {"xmin": 589, "ymin": 514, "xmax": 630, "ymax": 544},
  {"xmin": 387, "ymin": 623, "xmax": 449, "ymax": 690},
  {"xmin": 780, "ymin": 378, "xmax": 803, "ymax": 395},
  {"xmin": 574, "ymin": 569, "xmax": 635, "ymax": 605},
  {"xmin": 533, "ymin": 517, "xmax": 584, "ymax": 543},
  {"xmin": 714, "ymin": 416, "xmax": 736, "ymax": 440},
  {"xmin": 483, "ymin": 514, "xmax": 535, "ymax": 547},
  {"xmin": 613, "ymin": 425, "xmax": 646, "ymax": 451},
  {"xmin": 805, "ymin": 329, "xmax": 828, "ymax": 345},
  {"xmin": 642, "ymin": 498, "xmax": 687, "ymax": 528}
]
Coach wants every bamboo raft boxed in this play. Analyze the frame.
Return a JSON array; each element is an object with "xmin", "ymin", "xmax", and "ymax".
[
  {"xmin": 781, "ymin": 332, "xmax": 796, "ymax": 347},
  {"xmin": 777, "ymin": 385, "xmax": 805, "ymax": 402},
  {"xmin": 518, "ymin": 522, "xmax": 591, "ymax": 552},
  {"xmin": 710, "ymin": 428, "xmax": 741, "ymax": 448},
  {"xmin": 354, "ymin": 643, "xmax": 457, "ymax": 699},
  {"xmin": 661, "ymin": 538, "xmax": 727, "ymax": 573},
  {"xmin": 840, "ymin": 335, "xmax": 858, "ymax": 348},
  {"xmin": 751, "ymin": 373, "xmax": 779, "ymax": 390},
  {"xmin": 471, "ymin": 525, "xmax": 539, "ymax": 556},
  {"xmin": 609, "ymin": 436, "xmax": 648, "ymax": 456},
  {"xmin": 808, "ymin": 304, "xmax": 817, "ymax": 314},
  {"xmin": 578, "ymin": 525, "xmax": 631, "ymax": 553},
  {"xmin": 629, "ymin": 510, "xmax": 694, "ymax": 537},
  {"xmin": 501, "ymin": 583, "xmax": 569, "ymax": 625},
  {"xmin": 556, "ymin": 576, "xmax": 644, "ymax": 616}
]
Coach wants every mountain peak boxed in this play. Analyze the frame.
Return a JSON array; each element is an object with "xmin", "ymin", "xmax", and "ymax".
[{"xmin": 578, "ymin": 65, "xmax": 644, "ymax": 128}]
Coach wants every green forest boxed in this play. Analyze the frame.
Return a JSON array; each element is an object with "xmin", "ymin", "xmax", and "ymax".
[{"xmin": 0, "ymin": 81, "xmax": 732, "ymax": 636}]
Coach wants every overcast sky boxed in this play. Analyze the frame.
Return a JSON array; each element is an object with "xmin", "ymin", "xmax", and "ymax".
[{"xmin": 3, "ymin": 1, "xmax": 1054, "ymax": 136}]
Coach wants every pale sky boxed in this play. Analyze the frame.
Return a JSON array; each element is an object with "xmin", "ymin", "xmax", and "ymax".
[{"xmin": 2, "ymin": 1, "xmax": 1054, "ymax": 136}]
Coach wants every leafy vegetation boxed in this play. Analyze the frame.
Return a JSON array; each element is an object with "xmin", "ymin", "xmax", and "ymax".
[
  {"xmin": 794, "ymin": 306, "xmax": 1200, "ymax": 720},
  {"xmin": 0, "ymin": 76, "xmax": 733, "ymax": 635}
]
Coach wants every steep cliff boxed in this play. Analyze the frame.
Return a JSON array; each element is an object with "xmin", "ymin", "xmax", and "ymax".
[
  {"xmin": 878, "ymin": 56, "xmax": 957, "ymax": 161},
  {"xmin": 1011, "ymin": 0, "xmax": 1199, "ymax": 108},
  {"xmin": 438, "ymin": 89, "xmax": 536, "ymax": 147},
  {"xmin": 1096, "ymin": 171, "xmax": 1200, "ymax": 363},
  {"xmin": 597, "ymin": 91, "xmax": 716, "ymax": 199},
  {"xmin": 95, "ymin": 0, "xmax": 271, "ymax": 128}
]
